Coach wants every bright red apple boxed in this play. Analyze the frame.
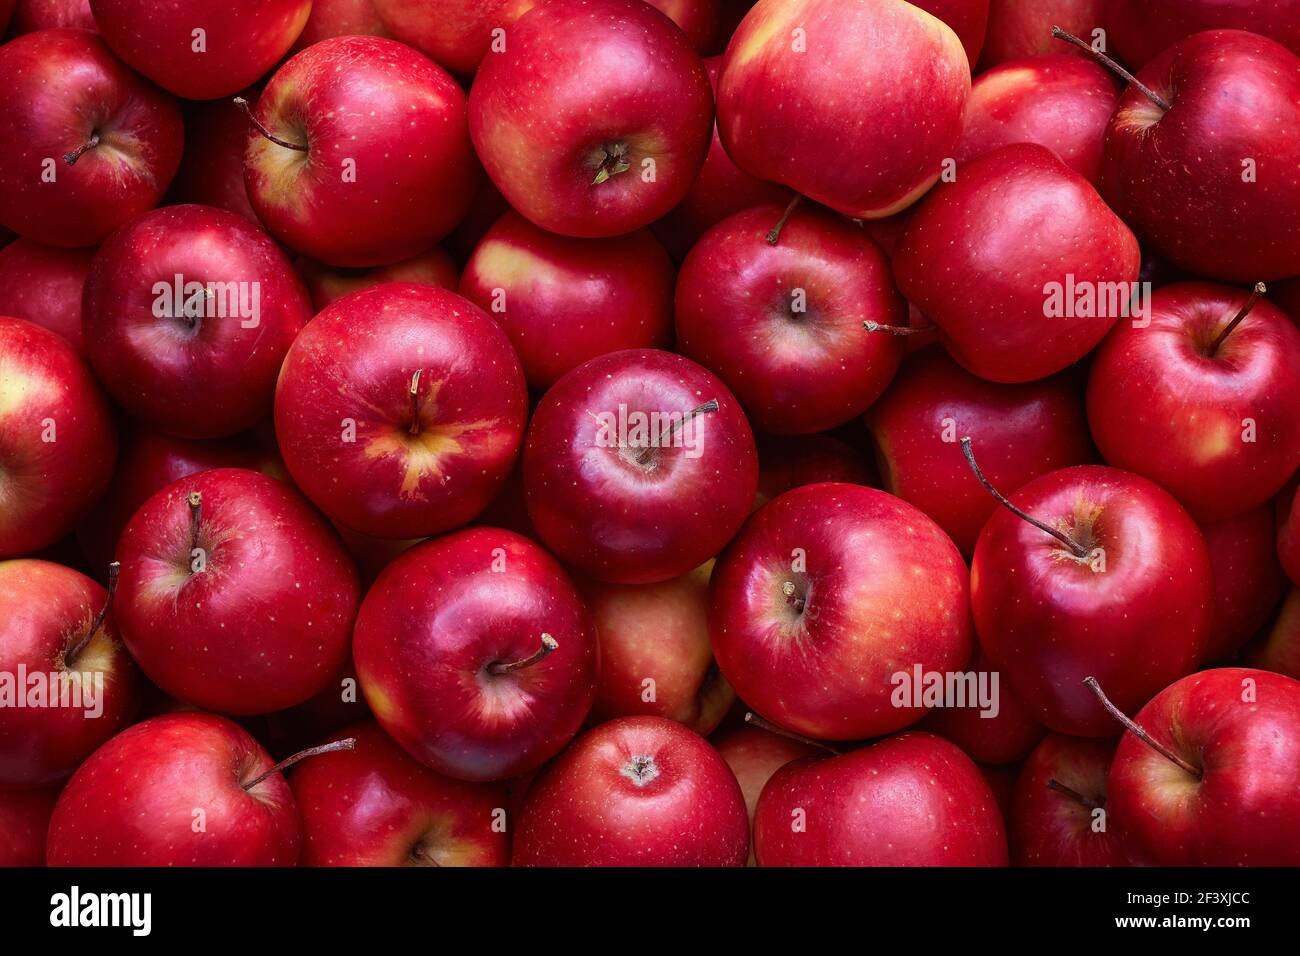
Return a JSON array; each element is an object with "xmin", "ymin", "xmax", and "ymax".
[
  {"xmin": 289, "ymin": 0, "xmax": 388, "ymax": 53},
  {"xmin": 166, "ymin": 94, "xmax": 260, "ymax": 221},
  {"xmin": 297, "ymin": 250, "xmax": 458, "ymax": 312},
  {"xmin": 978, "ymin": 0, "xmax": 1103, "ymax": 68},
  {"xmin": 274, "ymin": 283, "xmax": 528, "ymax": 540},
  {"xmin": 372, "ymin": 0, "xmax": 535, "ymax": 75},
  {"xmin": 0, "ymin": 786, "xmax": 58, "ymax": 866},
  {"xmin": 513, "ymin": 715, "xmax": 750, "ymax": 866},
  {"xmin": 1104, "ymin": 0, "xmax": 1300, "ymax": 67},
  {"xmin": 0, "ymin": 239, "xmax": 92, "ymax": 353},
  {"xmin": 1200, "ymin": 505, "xmax": 1288, "ymax": 661},
  {"xmin": 712, "ymin": 724, "xmax": 819, "ymax": 865}
]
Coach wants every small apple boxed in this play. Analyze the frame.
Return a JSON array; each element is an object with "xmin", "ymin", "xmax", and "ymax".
[
  {"xmin": 1199, "ymin": 505, "xmax": 1288, "ymax": 661},
  {"xmin": 1104, "ymin": 0, "xmax": 1300, "ymax": 68},
  {"xmin": 372, "ymin": 0, "xmax": 535, "ymax": 75},
  {"xmin": 921, "ymin": 648, "xmax": 1046, "ymax": 765},
  {"xmin": 978, "ymin": 0, "xmax": 1103, "ymax": 68},
  {"xmin": 1280, "ymin": 484, "xmax": 1300, "ymax": 584},
  {"xmin": 0, "ymin": 239, "xmax": 92, "ymax": 353},
  {"xmin": 755, "ymin": 433, "xmax": 874, "ymax": 508},
  {"xmin": 0, "ymin": 786, "xmax": 58, "ymax": 866},
  {"xmin": 10, "ymin": 0, "xmax": 96, "ymax": 33},
  {"xmin": 289, "ymin": 0, "xmax": 389, "ymax": 54},
  {"xmin": 1250, "ymin": 587, "xmax": 1300, "ymax": 679},
  {"xmin": 712, "ymin": 724, "xmax": 819, "ymax": 865},
  {"xmin": 165, "ymin": 93, "xmax": 260, "ymax": 222},
  {"xmin": 297, "ymin": 250, "xmax": 458, "ymax": 313}
]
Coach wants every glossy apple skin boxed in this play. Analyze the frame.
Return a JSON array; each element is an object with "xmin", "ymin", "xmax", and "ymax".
[
  {"xmin": 712, "ymin": 725, "xmax": 818, "ymax": 865},
  {"xmin": 373, "ymin": 0, "xmax": 535, "ymax": 75},
  {"xmin": 89, "ymin": 0, "xmax": 310, "ymax": 100},
  {"xmin": 11, "ymin": 0, "xmax": 95, "ymax": 33},
  {"xmin": 1104, "ymin": 0, "xmax": 1300, "ymax": 67},
  {"xmin": 676, "ymin": 204, "xmax": 906, "ymax": 434},
  {"xmin": 83, "ymin": 205, "xmax": 312, "ymax": 439},
  {"xmin": 913, "ymin": 0, "xmax": 989, "ymax": 65},
  {"xmin": 1087, "ymin": 283, "xmax": 1300, "ymax": 522},
  {"xmin": 956, "ymin": 54, "xmax": 1118, "ymax": 185},
  {"xmin": 0, "ymin": 240, "xmax": 92, "ymax": 353},
  {"xmin": 1251, "ymin": 587, "xmax": 1300, "ymax": 678},
  {"xmin": 1010, "ymin": 734, "xmax": 1127, "ymax": 866},
  {"xmin": 972, "ymin": 465, "xmax": 1213, "ymax": 736},
  {"xmin": 921, "ymin": 648, "xmax": 1046, "ymax": 765},
  {"xmin": 866, "ymin": 349, "xmax": 1095, "ymax": 557},
  {"xmin": 354, "ymin": 528, "xmax": 598, "ymax": 782},
  {"xmin": 460, "ymin": 210, "xmax": 675, "ymax": 390},
  {"xmin": 289, "ymin": 722, "xmax": 509, "ymax": 867},
  {"xmin": 718, "ymin": 0, "xmax": 969, "ymax": 219},
  {"xmin": 298, "ymin": 250, "xmax": 458, "ymax": 312},
  {"xmin": 754, "ymin": 732, "xmax": 1008, "ymax": 866},
  {"xmin": 165, "ymin": 95, "xmax": 259, "ymax": 221},
  {"xmin": 514, "ymin": 716, "xmax": 749, "ymax": 866},
  {"xmin": 47, "ymin": 712, "xmax": 301, "ymax": 866},
  {"xmin": 710, "ymin": 483, "xmax": 972, "ymax": 740},
  {"xmin": 1281, "ymin": 485, "xmax": 1300, "ymax": 584},
  {"xmin": 275, "ymin": 283, "xmax": 528, "ymax": 540},
  {"xmin": 469, "ymin": 0, "xmax": 713, "ymax": 239},
  {"xmin": 524, "ymin": 349, "xmax": 758, "ymax": 584},
  {"xmin": 895, "ymin": 143, "xmax": 1141, "ymax": 383},
  {"xmin": 1200, "ymin": 506, "xmax": 1287, "ymax": 661},
  {"xmin": 0, "ymin": 786, "xmax": 58, "ymax": 866},
  {"xmin": 0, "ymin": 560, "xmax": 139, "ymax": 787},
  {"xmin": 1109, "ymin": 668, "xmax": 1300, "ymax": 865},
  {"xmin": 583, "ymin": 563, "xmax": 735, "ymax": 734},
  {"xmin": 978, "ymin": 0, "xmax": 1103, "ymax": 68},
  {"xmin": 115, "ymin": 468, "xmax": 360, "ymax": 716},
  {"xmin": 246, "ymin": 36, "xmax": 479, "ymax": 268},
  {"xmin": 1102, "ymin": 31, "xmax": 1300, "ymax": 282},
  {"xmin": 290, "ymin": 0, "xmax": 389, "ymax": 53},
  {"xmin": 0, "ymin": 29, "xmax": 183, "ymax": 248},
  {"xmin": 755, "ymin": 433, "xmax": 874, "ymax": 508},
  {"xmin": 0, "ymin": 318, "xmax": 117, "ymax": 559}
]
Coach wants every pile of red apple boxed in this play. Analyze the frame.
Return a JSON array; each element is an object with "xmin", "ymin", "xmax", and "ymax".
[{"xmin": 1, "ymin": 0, "xmax": 1299, "ymax": 869}]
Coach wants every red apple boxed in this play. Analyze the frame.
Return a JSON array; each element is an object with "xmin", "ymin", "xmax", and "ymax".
[
  {"xmin": 710, "ymin": 482, "xmax": 972, "ymax": 739},
  {"xmin": 971, "ymin": 461, "xmax": 1213, "ymax": 736},
  {"xmin": 11, "ymin": 0, "xmax": 95, "ymax": 33},
  {"xmin": 1010, "ymin": 733, "xmax": 1127, "ymax": 866},
  {"xmin": 89, "ymin": 0, "xmax": 311, "ymax": 100},
  {"xmin": 894, "ymin": 143, "xmax": 1141, "ymax": 383},
  {"xmin": 354, "ymin": 527, "xmax": 598, "ymax": 782},
  {"xmin": 460, "ymin": 210, "xmax": 675, "ymax": 391},
  {"xmin": 754, "ymin": 731, "xmax": 1008, "ymax": 866},
  {"xmin": 1281, "ymin": 484, "xmax": 1300, "ymax": 584},
  {"xmin": 866, "ymin": 349, "xmax": 1095, "ymax": 557},
  {"xmin": 514, "ymin": 715, "xmax": 750, "ymax": 866},
  {"xmin": 297, "ymin": 249, "xmax": 458, "ymax": 312},
  {"xmin": 0, "ymin": 317, "xmax": 116, "ymax": 559},
  {"xmin": 675, "ymin": 203, "xmax": 906, "ymax": 434},
  {"xmin": 1104, "ymin": 0, "xmax": 1300, "ymax": 68},
  {"xmin": 712, "ymin": 724, "xmax": 818, "ymax": 865},
  {"xmin": 0, "ymin": 28, "xmax": 183, "ymax": 248},
  {"xmin": 1087, "ymin": 282, "xmax": 1300, "ymax": 522},
  {"xmin": 644, "ymin": 0, "xmax": 723, "ymax": 53},
  {"xmin": 717, "ymin": 0, "xmax": 970, "ymax": 219},
  {"xmin": 0, "ymin": 786, "xmax": 58, "ymax": 866},
  {"xmin": 921, "ymin": 648, "xmax": 1046, "ymax": 765},
  {"xmin": 0, "ymin": 559, "xmax": 139, "ymax": 787},
  {"xmin": 83, "ymin": 204, "xmax": 312, "ymax": 439},
  {"xmin": 524, "ymin": 348, "xmax": 758, "ymax": 584},
  {"xmin": 165, "ymin": 94, "xmax": 260, "ymax": 222},
  {"xmin": 978, "ymin": 0, "xmax": 1103, "ymax": 68},
  {"xmin": 372, "ymin": 0, "xmax": 535, "ymax": 75},
  {"xmin": 0, "ymin": 239, "xmax": 92, "ymax": 352},
  {"xmin": 1251, "ymin": 587, "xmax": 1300, "ymax": 679},
  {"xmin": 46, "ymin": 712, "xmax": 308, "ymax": 865},
  {"xmin": 1200, "ymin": 505, "xmax": 1288, "ymax": 661},
  {"xmin": 583, "ymin": 562, "xmax": 734, "ymax": 734},
  {"xmin": 913, "ymin": 0, "xmax": 989, "ymax": 66},
  {"xmin": 244, "ymin": 36, "xmax": 479, "ymax": 268},
  {"xmin": 1100, "ymin": 30, "xmax": 1300, "ymax": 281},
  {"xmin": 289, "ymin": 0, "xmax": 388, "ymax": 53},
  {"xmin": 274, "ymin": 283, "xmax": 528, "ymax": 540},
  {"xmin": 956, "ymin": 54, "xmax": 1118, "ymax": 185},
  {"xmin": 755, "ymin": 433, "xmax": 874, "ymax": 508},
  {"xmin": 114, "ymin": 468, "xmax": 360, "ymax": 715},
  {"xmin": 1100, "ymin": 667, "xmax": 1300, "ymax": 865},
  {"xmin": 469, "ymin": 0, "xmax": 713, "ymax": 238},
  {"xmin": 289, "ymin": 721, "xmax": 510, "ymax": 866}
]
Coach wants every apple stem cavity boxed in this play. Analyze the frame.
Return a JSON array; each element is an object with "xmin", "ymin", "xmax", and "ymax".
[
  {"xmin": 634, "ymin": 398, "xmax": 718, "ymax": 466},
  {"xmin": 241, "ymin": 737, "xmax": 357, "ymax": 791},
  {"xmin": 1050, "ymin": 27, "xmax": 1171, "ymax": 112},
  {"xmin": 591, "ymin": 142, "xmax": 631, "ymax": 186},
  {"xmin": 407, "ymin": 368, "xmax": 424, "ymax": 436},
  {"xmin": 63, "ymin": 133, "xmax": 100, "ymax": 166},
  {"xmin": 1207, "ymin": 282, "xmax": 1267, "ymax": 355},
  {"xmin": 1082, "ymin": 677, "xmax": 1202, "ymax": 778},
  {"xmin": 65, "ymin": 561, "xmax": 121, "ymax": 665},
  {"xmin": 781, "ymin": 579, "xmax": 806, "ymax": 614},
  {"xmin": 488, "ymin": 633, "xmax": 558, "ymax": 676},
  {"xmin": 1046, "ymin": 777, "xmax": 1103, "ymax": 811},
  {"xmin": 765, "ymin": 194, "xmax": 803, "ymax": 245},
  {"xmin": 743, "ymin": 711, "xmax": 840, "ymax": 755},
  {"xmin": 863, "ymin": 319, "xmax": 935, "ymax": 336},
  {"xmin": 187, "ymin": 491, "xmax": 203, "ymax": 556},
  {"xmin": 960, "ymin": 436, "xmax": 1090, "ymax": 559},
  {"xmin": 233, "ymin": 96, "xmax": 309, "ymax": 152}
]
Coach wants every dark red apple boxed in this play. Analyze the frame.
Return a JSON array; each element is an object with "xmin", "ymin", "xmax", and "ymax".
[
  {"xmin": 372, "ymin": 0, "xmax": 535, "ymax": 75},
  {"xmin": 1200, "ymin": 505, "xmax": 1288, "ymax": 661},
  {"xmin": 1251, "ymin": 587, "xmax": 1300, "ymax": 679},
  {"xmin": 0, "ymin": 28, "xmax": 183, "ymax": 248},
  {"xmin": 469, "ymin": 0, "xmax": 713, "ymax": 238},
  {"xmin": 244, "ymin": 36, "xmax": 479, "ymax": 268},
  {"xmin": 1010, "ymin": 733, "xmax": 1127, "ymax": 866},
  {"xmin": 645, "ymin": 0, "xmax": 723, "ymax": 53},
  {"xmin": 274, "ymin": 283, "xmax": 528, "ymax": 540},
  {"xmin": 921, "ymin": 648, "xmax": 1046, "ymax": 765},
  {"xmin": 353, "ymin": 527, "xmax": 598, "ymax": 782},
  {"xmin": 297, "ymin": 249, "xmax": 458, "ymax": 312},
  {"xmin": 0, "ymin": 317, "xmax": 116, "ymax": 559},
  {"xmin": 754, "ymin": 731, "xmax": 1008, "ymax": 866},
  {"xmin": 165, "ymin": 93, "xmax": 260, "ymax": 221},
  {"xmin": 675, "ymin": 203, "xmax": 905, "ymax": 434},
  {"xmin": 0, "ymin": 240, "xmax": 92, "ymax": 353},
  {"xmin": 712, "ymin": 724, "xmax": 819, "ymax": 865},
  {"xmin": 289, "ymin": 0, "xmax": 389, "ymax": 53},
  {"xmin": 11, "ymin": 0, "xmax": 95, "ymax": 33},
  {"xmin": 524, "ymin": 348, "xmax": 758, "ymax": 584},
  {"xmin": 1281, "ymin": 484, "xmax": 1300, "ymax": 584},
  {"xmin": 514, "ymin": 715, "xmax": 750, "ymax": 866},
  {"xmin": 0, "ymin": 786, "xmax": 58, "ymax": 866},
  {"xmin": 114, "ymin": 468, "xmax": 360, "ymax": 715},
  {"xmin": 460, "ymin": 210, "xmax": 675, "ymax": 391},
  {"xmin": 913, "ymin": 0, "xmax": 989, "ymax": 65},
  {"xmin": 710, "ymin": 482, "xmax": 972, "ymax": 740},
  {"xmin": 978, "ymin": 0, "xmax": 1103, "ymax": 68},
  {"xmin": 755, "ymin": 433, "xmax": 874, "ymax": 508},
  {"xmin": 1104, "ymin": 0, "xmax": 1300, "ymax": 67}
]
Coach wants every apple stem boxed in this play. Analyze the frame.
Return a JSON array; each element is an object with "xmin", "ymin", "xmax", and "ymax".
[
  {"xmin": 241, "ymin": 737, "xmax": 357, "ymax": 791},
  {"xmin": 1046, "ymin": 778, "xmax": 1103, "ymax": 811},
  {"xmin": 233, "ymin": 96, "xmax": 309, "ymax": 152},
  {"xmin": 960, "ymin": 437, "xmax": 1090, "ymax": 559},
  {"xmin": 1050, "ymin": 26, "xmax": 1171, "ymax": 112},
  {"xmin": 488, "ymin": 633, "xmax": 558, "ymax": 675},
  {"xmin": 65, "ymin": 561, "xmax": 120, "ymax": 666},
  {"xmin": 863, "ymin": 319, "xmax": 936, "ymax": 336},
  {"xmin": 63, "ymin": 134, "xmax": 100, "ymax": 166},
  {"xmin": 765, "ymin": 195, "xmax": 803, "ymax": 245},
  {"xmin": 1207, "ymin": 282, "xmax": 1267, "ymax": 355},
  {"xmin": 407, "ymin": 368, "xmax": 424, "ymax": 436},
  {"xmin": 187, "ymin": 491, "xmax": 203, "ymax": 556},
  {"xmin": 591, "ymin": 142, "xmax": 631, "ymax": 186},
  {"xmin": 781, "ymin": 580, "xmax": 806, "ymax": 614},
  {"xmin": 743, "ymin": 712, "xmax": 840, "ymax": 755},
  {"xmin": 634, "ymin": 398, "xmax": 718, "ymax": 466},
  {"xmin": 1082, "ymin": 677, "xmax": 1202, "ymax": 778}
]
